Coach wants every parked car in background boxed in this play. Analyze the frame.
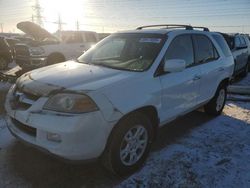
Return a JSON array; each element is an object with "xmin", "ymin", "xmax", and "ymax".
[
  {"xmin": 220, "ymin": 33, "xmax": 248, "ymax": 77},
  {"xmin": 5, "ymin": 25, "xmax": 234, "ymax": 176},
  {"xmin": 0, "ymin": 37, "xmax": 13, "ymax": 69},
  {"xmin": 242, "ymin": 34, "xmax": 250, "ymax": 71},
  {"xmin": 97, "ymin": 33, "xmax": 111, "ymax": 40},
  {"xmin": 15, "ymin": 21, "xmax": 99, "ymax": 70},
  {"xmin": 5, "ymin": 38, "xmax": 20, "ymax": 58}
]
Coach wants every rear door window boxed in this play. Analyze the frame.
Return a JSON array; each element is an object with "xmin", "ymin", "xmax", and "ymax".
[
  {"xmin": 193, "ymin": 34, "xmax": 219, "ymax": 64},
  {"xmin": 165, "ymin": 35, "xmax": 194, "ymax": 67}
]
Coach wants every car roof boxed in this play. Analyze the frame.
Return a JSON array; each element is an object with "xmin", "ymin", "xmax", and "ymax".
[
  {"xmin": 117, "ymin": 28, "xmax": 213, "ymax": 36},
  {"xmin": 115, "ymin": 24, "xmax": 212, "ymax": 36}
]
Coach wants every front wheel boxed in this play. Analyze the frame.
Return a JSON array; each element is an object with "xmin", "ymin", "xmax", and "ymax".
[
  {"xmin": 102, "ymin": 113, "xmax": 153, "ymax": 176},
  {"xmin": 204, "ymin": 84, "xmax": 227, "ymax": 116}
]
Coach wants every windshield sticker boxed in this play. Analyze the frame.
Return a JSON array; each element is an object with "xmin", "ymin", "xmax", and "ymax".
[{"xmin": 139, "ymin": 38, "xmax": 162, "ymax": 43}]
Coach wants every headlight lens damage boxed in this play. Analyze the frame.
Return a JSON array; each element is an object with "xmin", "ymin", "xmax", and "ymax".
[{"xmin": 44, "ymin": 93, "xmax": 98, "ymax": 113}]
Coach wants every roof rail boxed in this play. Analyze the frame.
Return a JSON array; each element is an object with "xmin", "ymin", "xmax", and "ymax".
[
  {"xmin": 136, "ymin": 24, "xmax": 210, "ymax": 32},
  {"xmin": 192, "ymin": 26, "xmax": 209, "ymax": 32},
  {"xmin": 136, "ymin": 24, "xmax": 193, "ymax": 30}
]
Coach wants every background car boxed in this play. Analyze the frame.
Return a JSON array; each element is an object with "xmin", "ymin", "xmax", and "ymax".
[
  {"xmin": 15, "ymin": 21, "xmax": 99, "ymax": 70},
  {"xmin": 5, "ymin": 38, "xmax": 20, "ymax": 58},
  {"xmin": 0, "ymin": 37, "xmax": 13, "ymax": 70},
  {"xmin": 220, "ymin": 33, "xmax": 249, "ymax": 77},
  {"xmin": 242, "ymin": 34, "xmax": 250, "ymax": 71}
]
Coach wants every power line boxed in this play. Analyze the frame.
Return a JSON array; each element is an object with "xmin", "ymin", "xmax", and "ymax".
[
  {"xmin": 52, "ymin": 14, "xmax": 66, "ymax": 38},
  {"xmin": 32, "ymin": 0, "xmax": 43, "ymax": 26}
]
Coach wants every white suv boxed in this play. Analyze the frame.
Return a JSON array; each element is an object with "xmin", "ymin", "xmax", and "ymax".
[
  {"xmin": 15, "ymin": 21, "xmax": 98, "ymax": 69},
  {"xmin": 5, "ymin": 25, "xmax": 234, "ymax": 176}
]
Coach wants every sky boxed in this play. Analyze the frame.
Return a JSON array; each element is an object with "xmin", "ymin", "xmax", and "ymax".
[{"xmin": 0, "ymin": 0, "xmax": 250, "ymax": 34}]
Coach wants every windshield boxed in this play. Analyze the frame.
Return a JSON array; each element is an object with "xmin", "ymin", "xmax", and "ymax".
[{"xmin": 77, "ymin": 33, "xmax": 166, "ymax": 72}]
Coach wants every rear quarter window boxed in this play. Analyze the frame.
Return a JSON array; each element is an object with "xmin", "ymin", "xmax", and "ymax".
[{"xmin": 212, "ymin": 34, "xmax": 232, "ymax": 57}]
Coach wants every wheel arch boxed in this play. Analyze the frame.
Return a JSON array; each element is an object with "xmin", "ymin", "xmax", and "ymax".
[
  {"xmin": 103, "ymin": 105, "xmax": 159, "ymax": 155},
  {"xmin": 220, "ymin": 77, "xmax": 230, "ymax": 87}
]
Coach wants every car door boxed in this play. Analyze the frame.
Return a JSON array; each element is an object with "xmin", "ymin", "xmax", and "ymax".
[
  {"xmin": 158, "ymin": 34, "xmax": 201, "ymax": 123},
  {"xmin": 239, "ymin": 36, "xmax": 249, "ymax": 68},
  {"xmin": 233, "ymin": 35, "xmax": 245, "ymax": 72},
  {"xmin": 60, "ymin": 32, "xmax": 86, "ymax": 59},
  {"xmin": 193, "ymin": 34, "xmax": 223, "ymax": 103}
]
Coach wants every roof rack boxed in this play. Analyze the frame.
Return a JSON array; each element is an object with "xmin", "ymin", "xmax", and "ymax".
[
  {"xmin": 192, "ymin": 26, "xmax": 209, "ymax": 32},
  {"xmin": 136, "ymin": 24, "xmax": 209, "ymax": 31},
  {"xmin": 136, "ymin": 24, "xmax": 193, "ymax": 30}
]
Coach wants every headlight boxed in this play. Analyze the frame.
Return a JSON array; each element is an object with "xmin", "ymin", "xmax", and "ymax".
[
  {"xmin": 29, "ymin": 47, "xmax": 45, "ymax": 56},
  {"xmin": 43, "ymin": 93, "xmax": 98, "ymax": 113}
]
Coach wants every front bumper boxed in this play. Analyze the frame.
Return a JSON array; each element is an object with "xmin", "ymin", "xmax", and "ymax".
[
  {"xmin": 16, "ymin": 56, "xmax": 47, "ymax": 69},
  {"xmin": 5, "ymin": 88, "xmax": 116, "ymax": 161}
]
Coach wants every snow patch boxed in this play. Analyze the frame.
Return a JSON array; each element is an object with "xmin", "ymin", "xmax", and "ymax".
[{"xmin": 118, "ymin": 101, "xmax": 250, "ymax": 188}]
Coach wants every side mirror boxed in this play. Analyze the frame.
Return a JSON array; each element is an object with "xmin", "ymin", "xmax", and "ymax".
[{"xmin": 164, "ymin": 59, "xmax": 186, "ymax": 73}]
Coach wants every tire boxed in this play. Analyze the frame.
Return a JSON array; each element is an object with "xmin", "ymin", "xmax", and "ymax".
[
  {"xmin": 204, "ymin": 83, "xmax": 227, "ymax": 116},
  {"xmin": 102, "ymin": 112, "xmax": 154, "ymax": 176},
  {"xmin": 47, "ymin": 54, "xmax": 65, "ymax": 65},
  {"xmin": 0, "ymin": 57, "xmax": 8, "ymax": 70},
  {"xmin": 240, "ymin": 63, "xmax": 248, "ymax": 78}
]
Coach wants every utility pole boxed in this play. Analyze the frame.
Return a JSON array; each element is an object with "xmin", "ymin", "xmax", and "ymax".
[
  {"xmin": 32, "ymin": 0, "xmax": 43, "ymax": 26},
  {"xmin": 0, "ymin": 23, "xmax": 3, "ymax": 33},
  {"xmin": 53, "ymin": 14, "xmax": 66, "ymax": 39},
  {"xmin": 76, "ymin": 20, "xmax": 80, "ymax": 31},
  {"xmin": 31, "ymin": 14, "xmax": 34, "ymax": 22}
]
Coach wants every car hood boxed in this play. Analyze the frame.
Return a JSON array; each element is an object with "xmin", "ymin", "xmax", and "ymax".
[
  {"xmin": 17, "ymin": 21, "xmax": 58, "ymax": 42},
  {"xmin": 18, "ymin": 61, "xmax": 135, "ymax": 95}
]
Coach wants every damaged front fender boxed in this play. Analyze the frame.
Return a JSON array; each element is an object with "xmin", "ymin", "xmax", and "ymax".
[{"xmin": 88, "ymin": 92, "xmax": 123, "ymax": 122}]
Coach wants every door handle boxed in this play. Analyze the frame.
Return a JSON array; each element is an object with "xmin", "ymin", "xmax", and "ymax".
[
  {"xmin": 218, "ymin": 67, "xmax": 224, "ymax": 72},
  {"xmin": 193, "ymin": 75, "xmax": 202, "ymax": 81}
]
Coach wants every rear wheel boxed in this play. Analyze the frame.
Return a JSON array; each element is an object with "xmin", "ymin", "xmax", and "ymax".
[
  {"xmin": 240, "ymin": 63, "xmax": 248, "ymax": 78},
  {"xmin": 0, "ymin": 57, "xmax": 8, "ymax": 70},
  {"xmin": 102, "ymin": 113, "xmax": 153, "ymax": 176},
  {"xmin": 204, "ymin": 84, "xmax": 227, "ymax": 116}
]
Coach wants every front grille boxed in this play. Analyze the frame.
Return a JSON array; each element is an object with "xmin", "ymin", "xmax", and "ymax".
[
  {"xmin": 15, "ymin": 44, "xmax": 30, "ymax": 66},
  {"xmin": 11, "ymin": 118, "xmax": 37, "ymax": 137},
  {"xmin": 15, "ymin": 58, "xmax": 30, "ymax": 66},
  {"xmin": 11, "ymin": 88, "xmax": 40, "ymax": 110},
  {"xmin": 15, "ymin": 44, "xmax": 30, "ymax": 57}
]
